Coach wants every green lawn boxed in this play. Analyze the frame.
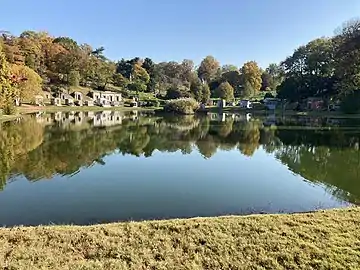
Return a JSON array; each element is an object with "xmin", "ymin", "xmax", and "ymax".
[{"xmin": 0, "ymin": 208, "xmax": 359, "ymax": 269}]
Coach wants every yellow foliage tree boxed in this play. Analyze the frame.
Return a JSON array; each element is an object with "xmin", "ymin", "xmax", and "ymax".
[
  {"xmin": 132, "ymin": 63, "xmax": 150, "ymax": 84},
  {"xmin": 10, "ymin": 64, "xmax": 42, "ymax": 104},
  {"xmin": 0, "ymin": 45, "xmax": 14, "ymax": 112},
  {"xmin": 241, "ymin": 61, "xmax": 262, "ymax": 96},
  {"xmin": 198, "ymin": 55, "xmax": 220, "ymax": 83}
]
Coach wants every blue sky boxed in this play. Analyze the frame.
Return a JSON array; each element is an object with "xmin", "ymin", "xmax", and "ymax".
[{"xmin": 2, "ymin": 0, "xmax": 359, "ymax": 67}]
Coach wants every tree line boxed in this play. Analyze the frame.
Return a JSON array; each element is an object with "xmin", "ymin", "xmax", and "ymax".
[
  {"xmin": 277, "ymin": 19, "xmax": 360, "ymax": 112},
  {"xmin": 1, "ymin": 18, "xmax": 360, "ymax": 113}
]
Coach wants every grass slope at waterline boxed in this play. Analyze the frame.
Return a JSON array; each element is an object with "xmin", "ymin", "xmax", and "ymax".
[{"xmin": 1, "ymin": 208, "xmax": 359, "ymax": 270}]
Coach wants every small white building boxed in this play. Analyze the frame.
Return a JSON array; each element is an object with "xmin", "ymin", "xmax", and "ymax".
[
  {"xmin": 90, "ymin": 90, "xmax": 122, "ymax": 106},
  {"xmin": 84, "ymin": 99, "xmax": 94, "ymax": 107},
  {"xmin": 73, "ymin": 91, "xmax": 83, "ymax": 101},
  {"xmin": 239, "ymin": 100, "xmax": 252, "ymax": 109},
  {"xmin": 51, "ymin": 97, "xmax": 62, "ymax": 106},
  {"xmin": 96, "ymin": 97, "xmax": 111, "ymax": 107}
]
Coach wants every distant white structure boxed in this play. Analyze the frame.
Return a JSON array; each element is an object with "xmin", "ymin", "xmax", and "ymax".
[
  {"xmin": 90, "ymin": 91, "xmax": 122, "ymax": 107},
  {"xmin": 93, "ymin": 111, "xmax": 123, "ymax": 127},
  {"xmin": 239, "ymin": 100, "xmax": 252, "ymax": 109}
]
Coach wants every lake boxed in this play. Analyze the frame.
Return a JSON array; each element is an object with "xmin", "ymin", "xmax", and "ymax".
[{"xmin": 0, "ymin": 110, "xmax": 359, "ymax": 226}]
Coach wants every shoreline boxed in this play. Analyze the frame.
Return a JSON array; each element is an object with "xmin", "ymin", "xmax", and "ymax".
[
  {"xmin": 2, "ymin": 105, "xmax": 360, "ymax": 122},
  {"xmin": 0, "ymin": 105, "xmax": 159, "ymax": 122},
  {"xmin": 1, "ymin": 207, "xmax": 359, "ymax": 269}
]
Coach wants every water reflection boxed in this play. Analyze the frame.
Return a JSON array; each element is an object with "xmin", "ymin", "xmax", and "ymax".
[{"xmin": 0, "ymin": 111, "xmax": 360, "ymax": 217}]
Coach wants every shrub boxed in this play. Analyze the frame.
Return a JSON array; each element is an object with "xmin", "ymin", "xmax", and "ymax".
[
  {"xmin": 164, "ymin": 98, "xmax": 200, "ymax": 114},
  {"xmin": 165, "ymin": 86, "xmax": 191, "ymax": 100},
  {"xmin": 216, "ymin": 81, "xmax": 234, "ymax": 101},
  {"xmin": 3, "ymin": 104, "xmax": 17, "ymax": 115}
]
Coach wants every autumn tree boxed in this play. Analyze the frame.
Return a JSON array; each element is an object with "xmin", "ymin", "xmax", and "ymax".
[
  {"xmin": 198, "ymin": 56, "xmax": 220, "ymax": 83},
  {"xmin": 10, "ymin": 64, "xmax": 42, "ymax": 104},
  {"xmin": 155, "ymin": 60, "xmax": 194, "ymax": 94},
  {"xmin": 0, "ymin": 33, "xmax": 25, "ymax": 65},
  {"xmin": 132, "ymin": 63, "xmax": 150, "ymax": 84},
  {"xmin": 216, "ymin": 81, "xmax": 234, "ymax": 101},
  {"xmin": 240, "ymin": 61, "xmax": 262, "ymax": 97},
  {"xmin": 0, "ymin": 45, "xmax": 14, "ymax": 112}
]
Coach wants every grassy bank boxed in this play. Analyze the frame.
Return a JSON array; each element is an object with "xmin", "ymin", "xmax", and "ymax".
[
  {"xmin": 19, "ymin": 105, "xmax": 159, "ymax": 113},
  {"xmin": 1, "ymin": 208, "xmax": 359, "ymax": 269}
]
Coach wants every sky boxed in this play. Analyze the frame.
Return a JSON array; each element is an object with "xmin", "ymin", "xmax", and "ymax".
[{"xmin": 2, "ymin": 0, "xmax": 360, "ymax": 68}]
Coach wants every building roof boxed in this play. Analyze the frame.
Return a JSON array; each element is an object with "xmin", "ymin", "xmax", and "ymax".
[{"xmin": 91, "ymin": 90, "xmax": 121, "ymax": 95}]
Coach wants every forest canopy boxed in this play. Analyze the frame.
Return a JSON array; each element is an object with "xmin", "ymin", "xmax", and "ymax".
[{"xmin": 1, "ymin": 18, "xmax": 360, "ymax": 111}]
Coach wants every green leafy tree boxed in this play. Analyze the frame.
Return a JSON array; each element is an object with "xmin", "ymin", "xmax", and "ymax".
[
  {"xmin": 242, "ymin": 80, "xmax": 255, "ymax": 98},
  {"xmin": 68, "ymin": 70, "xmax": 80, "ymax": 86},
  {"xmin": 266, "ymin": 63, "xmax": 284, "ymax": 90},
  {"xmin": 334, "ymin": 19, "xmax": 360, "ymax": 96},
  {"xmin": 279, "ymin": 38, "xmax": 335, "ymax": 100},
  {"xmin": 142, "ymin": 58, "xmax": 157, "ymax": 93},
  {"xmin": 221, "ymin": 70, "xmax": 242, "ymax": 96},
  {"xmin": 165, "ymin": 85, "xmax": 191, "ymax": 99},
  {"xmin": 128, "ymin": 81, "xmax": 147, "ymax": 94},
  {"xmin": 190, "ymin": 78, "xmax": 203, "ymax": 102},
  {"xmin": 93, "ymin": 61, "xmax": 115, "ymax": 89},
  {"xmin": 113, "ymin": 73, "xmax": 129, "ymax": 88},
  {"xmin": 201, "ymin": 84, "xmax": 210, "ymax": 103},
  {"xmin": 216, "ymin": 81, "xmax": 234, "ymax": 101}
]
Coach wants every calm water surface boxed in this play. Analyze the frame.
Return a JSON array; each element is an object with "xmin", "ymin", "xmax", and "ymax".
[{"xmin": 0, "ymin": 111, "xmax": 359, "ymax": 226}]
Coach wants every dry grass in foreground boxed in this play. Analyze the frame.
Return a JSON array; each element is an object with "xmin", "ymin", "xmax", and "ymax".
[{"xmin": 1, "ymin": 208, "xmax": 360, "ymax": 270}]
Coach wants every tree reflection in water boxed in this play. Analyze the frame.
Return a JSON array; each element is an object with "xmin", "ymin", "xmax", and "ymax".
[{"xmin": 1, "ymin": 111, "xmax": 360, "ymax": 204}]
